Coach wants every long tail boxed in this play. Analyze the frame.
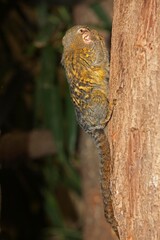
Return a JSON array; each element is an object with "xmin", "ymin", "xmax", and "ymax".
[{"xmin": 91, "ymin": 128, "xmax": 119, "ymax": 238}]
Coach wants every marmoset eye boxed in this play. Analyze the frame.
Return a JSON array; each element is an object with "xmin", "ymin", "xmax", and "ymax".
[{"xmin": 77, "ymin": 28, "xmax": 86, "ymax": 34}]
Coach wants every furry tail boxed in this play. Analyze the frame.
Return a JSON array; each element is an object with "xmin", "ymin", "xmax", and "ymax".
[{"xmin": 91, "ymin": 129, "xmax": 119, "ymax": 238}]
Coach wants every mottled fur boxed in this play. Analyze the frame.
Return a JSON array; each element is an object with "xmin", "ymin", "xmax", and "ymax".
[{"xmin": 62, "ymin": 25, "xmax": 119, "ymax": 238}]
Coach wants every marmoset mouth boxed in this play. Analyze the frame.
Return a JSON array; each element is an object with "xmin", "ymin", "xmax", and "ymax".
[{"xmin": 82, "ymin": 31, "xmax": 92, "ymax": 44}]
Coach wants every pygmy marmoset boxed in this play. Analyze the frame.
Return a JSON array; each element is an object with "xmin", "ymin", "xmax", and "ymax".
[{"xmin": 62, "ymin": 25, "xmax": 119, "ymax": 238}]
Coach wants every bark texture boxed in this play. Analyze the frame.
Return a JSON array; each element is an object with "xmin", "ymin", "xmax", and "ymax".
[{"xmin": 109, "ymin": 0, "xmax": 160, "ymax": 239}]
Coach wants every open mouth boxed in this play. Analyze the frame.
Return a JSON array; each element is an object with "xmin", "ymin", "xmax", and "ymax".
[{"xmin": 82, "ymin": 31, "xmax": 92, "ymax": 44}]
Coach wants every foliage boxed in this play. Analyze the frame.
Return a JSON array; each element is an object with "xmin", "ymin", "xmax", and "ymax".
[
  {"xmin": 1, "ymin": 1, "xmax": 80, "ymax": 240},
  {"xmin": 34, "ymin": 3, "xmax": 81, "ymax": 239},
  {"xmin": 0, "ymin": 1, "xmax": 112, "ymax": 239}
]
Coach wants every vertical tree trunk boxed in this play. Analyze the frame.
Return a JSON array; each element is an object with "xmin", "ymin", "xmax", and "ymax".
[{"xmin": 109, "ymin": 0, "xmax": 160, "ymax": 239}]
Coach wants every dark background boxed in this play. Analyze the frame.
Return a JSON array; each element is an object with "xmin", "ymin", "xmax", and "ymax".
[{"xmin": 0, "ymin": 1, "xmax": 112, "ymax": 239}]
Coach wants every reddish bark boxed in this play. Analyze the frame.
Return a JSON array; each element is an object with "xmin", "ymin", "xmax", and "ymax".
[{"xmin": 109, "ymin": 1, "xmax": 160, "ymax": 239}]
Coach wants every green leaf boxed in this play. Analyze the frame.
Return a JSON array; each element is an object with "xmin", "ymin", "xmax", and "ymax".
[
  {"xmin": 34, "ymin": 45, "xmax": 65, "ymax": 160},
  {"xmin": 58, "ymin": 6, "xmax": 72, "ymax": 24},
  {"xmin": 35, "ymin": 23, "xmax": 55, "ymax": 46},
  {"xmin": 65, "ymin": 85, "xmax": 78, "ymax": 156},
  {"xmin": 43, "ymin": 158, "xmax": 59, "ymax": 190},
  {"xmin": 44, "ymin": 189, "xmax": 64, "ymax": 227}
]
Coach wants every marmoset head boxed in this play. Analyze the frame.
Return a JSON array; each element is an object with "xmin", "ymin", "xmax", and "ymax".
[{"xmin": 62, "ymin": 25, "xmax": 102, "ymax": 50}]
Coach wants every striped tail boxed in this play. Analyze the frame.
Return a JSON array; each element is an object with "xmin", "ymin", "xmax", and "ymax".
[{"xmin": 91, "ymin": 128, "xmax": 119, "ymax": 238}]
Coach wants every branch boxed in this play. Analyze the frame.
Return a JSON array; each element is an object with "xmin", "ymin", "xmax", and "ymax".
[{"xmin": 0, "ymin": 130, "xmax": 56, "ymax": 164}]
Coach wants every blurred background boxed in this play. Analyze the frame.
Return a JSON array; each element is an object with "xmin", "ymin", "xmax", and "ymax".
[{"xmin": 0, "ymin": 0, "xmax": 114, "ymax": 239}]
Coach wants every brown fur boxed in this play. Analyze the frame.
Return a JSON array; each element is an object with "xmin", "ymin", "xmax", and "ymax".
[{"xmin": 62, "ymin": 25, "xmax": 119, "ymax": 238}]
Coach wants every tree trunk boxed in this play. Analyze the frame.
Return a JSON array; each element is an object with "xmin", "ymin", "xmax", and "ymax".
[{"xmin": 109, "ymin": 0, "xmax": 160, "ymax": 239}]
